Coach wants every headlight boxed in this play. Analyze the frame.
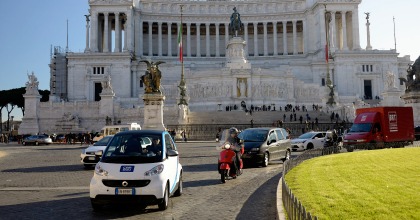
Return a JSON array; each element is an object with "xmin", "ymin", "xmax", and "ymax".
[
  {"xmin": 94, "ymin": 164, "xmax": 109, "ymax": 176},
  {"xmin": 250, "ymin": 148, "xmax": 260, "ymax": 152},
  {"xmin": 224, "ymin": 143, "xmax": 231, "ymax": 149},
  {"xmin": 356, "ymin": 139, "xmax": 366, "ymax": 142},
  {"xmin": 145, "ymin": 164, "xmax": 164, "ymax": 176}
]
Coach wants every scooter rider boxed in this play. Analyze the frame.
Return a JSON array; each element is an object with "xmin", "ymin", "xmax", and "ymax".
[{"xmin": 226, "ymin": 127, "xmax": 243, "ymax": 175}]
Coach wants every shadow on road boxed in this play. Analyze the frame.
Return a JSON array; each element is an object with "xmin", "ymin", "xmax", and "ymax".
[
  {"xmin": 183, "ymin": 179, "xmax": 221, "ymax": 188},
  {"xmin": 2, "ymin": 164, "xmax": 89, "ymax": 173},
  {"xmin": 236, "ymin": 172, "xmax": 283, "ymax": 220}
]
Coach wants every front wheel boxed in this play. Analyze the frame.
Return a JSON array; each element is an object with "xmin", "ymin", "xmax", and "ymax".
[
  {"xmin": 262, "ymin": 152, "xmax": 269, "ymax": 167},
  {"xmin": 282, "ymin": 150, "xmax": 291, "ymax": 162},
  {"xmin": 158, "ymin": 184, "xmax": 169, "ymax": 210},
  {"xmin": 91, "ymin": 199, "xmax": 103, "ymax": 211},
  {"xmin": 221, "ymin": 169, "xmax": 227, "ymax": 183},
  {"xmin": 174, "ymin": 172, "xmax": 183, "ymax": 197}
]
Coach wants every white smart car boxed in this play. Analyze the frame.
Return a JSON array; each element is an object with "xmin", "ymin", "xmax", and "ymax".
[
  {"xmin": 291, "ymin": 131, "xmax": 327, "ymax": 151},
  {"xmin": 89, "ymin": 130, "xmax": 182, "ymax": 211}
]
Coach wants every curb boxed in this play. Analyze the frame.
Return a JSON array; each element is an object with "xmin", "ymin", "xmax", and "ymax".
[{"xmin": 277, "ymin": 177, "xmax": 286, "ymax": 220}]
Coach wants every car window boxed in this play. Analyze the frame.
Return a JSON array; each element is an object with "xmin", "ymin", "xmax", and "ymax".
[
  {"xmin": 102, "ymin": 134, "xmax": 163, "ymax": 164},
  {"xmin": 94, "ymin": 136, "xmax": 113, "ymax": 146},
  {"xmin": 275, "ymin": 129, "xmax": 285, "ymax": 140},
  {"xmin": 165, "ymin": 134, "xmax": 176, "ymax": 151},
  {"xmin": 280, "ymin": 129, "xmax": 289, "ymax": 139},
  {"xmin": 314, "ymin": 133, "xmax": 324, "ymax": 138},
  {"xmin": 239, "ymin": 129, "xmax": 268, "ymax": 142},
  {"xmin": 268, "ymin": 131, "xmax": 277, "ymax": 142}
]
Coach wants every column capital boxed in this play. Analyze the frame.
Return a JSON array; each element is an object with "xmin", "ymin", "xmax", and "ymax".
[
  {"xmin": 282, "ymin": 21, "xmax": 287, "ymax": 25},
  {"xmin": 148, "ymin": 21, "xmax": 153, "ymax": 25},
  {"xmin": 253, "ymin": 22, "xmax": 258, "ymax": 26},
  {"xmin": 263, "ymin": 22, "xmax": 267, "ymax": 25},
  {"xmin": 292, "ymin": 20, "xmax": 297, "ymax": 24},
  {"xmin": 205, "ymin": 23, "xmax": 210, "ymax": 27},
  {"xmin": 186, "ymin": 22, "xmax": 191, "ymax": 27},
  {"xmin": 215, "ymin": 23, "xmax": 220, "ymax": 27},
  {"xmin": 158, "ymin": 21, "xmax": 162, "ymax": 26},
  {"xmin": 272, "ymin": 21, "xmax": 277, "ymax": 25}
]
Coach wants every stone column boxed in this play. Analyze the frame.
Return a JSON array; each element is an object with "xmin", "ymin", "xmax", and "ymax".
[
  {"xmin": 292, "ymin": 20, "xmax": 297, "ymax": 55},
  {"xmin": 206, "ymin": 23, "xmax": 210, "ymax": 57},
  {"xmin": 125, "ymin": 10, "xmax": 133, "ymax": 52},
  {"xmin": 84, "ymin": 14, "xmax": 90, "ymax": 52},
  {"xmin": 103, "ymin": 13, "xmax": 110, "ymax": 52},
  {"xmin": 352, "ymin": 9, "xmax": 361, "ymax": 49},
  {"xmin": 263, "ymin": 22, "xmax": 268, "ymax": 56},
  {"xmin": 273, "ymin": 22, "xmax": 278, "ymax": 55},
  {"xmin": 187, "ymin": 23, "xmax": 191, "ymax": 57},
  {"xmin": 167, "ymin": 22, "xmax": 172, "ymax": 57},
  {"xmin": 139, "ymin": 20, "xmax": 143, "ymax": 56},
  {"xmin": 331, "ymin": 11, "xmax": 337, "ymax": 51},
  {"xmin": 244, "ymin": 23, "xmax": 248, "ymax": 56},
  {"xmin": 341, "ymin": 11, "xmax": 348, "ymax": 50},
  {"xmin": 123, "ymin": 14, "xmax": 128, "ymax": 52},
  {"xmin": 158, "ymin": 22, "xmax": 162, "ymax": 56},
  {"xmin": 253, "ymin": 22, "xmax": 258, "ymax": 57},
  {"xmin": 90, "ymin": 11, "xmax": 98, "ymax": 52},
  {"xmin": 148, "ymin": 21, "xmax": 153, "ymax": 56},
  {"xmin": 215, "ymin": 23, "xmax": 220, "ymax": 57},
  {"xmin": 282, "ymin": 21, "xmax": 287, "ymax": 55},
  {"xmin": 114, "ymin": 13, "xmax": 121, "ymax": 52},
  {"xmin": 366, "ymin": 14, "xmax": 372, "ymax": 50},
  {"xmin": 225, "ymin": 23, "xmax": 229, "ymax": 54},
  {"xmin": 302, "ymin": 19, "xmax": 307, "ymax": 54},
  {"xmin": 196, "ymin": 23, "xmax": 201, "ymax": 57}
]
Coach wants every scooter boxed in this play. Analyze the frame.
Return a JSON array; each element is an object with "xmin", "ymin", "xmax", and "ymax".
[{"xmin": 218, "ymin": 142, "xmax": 243, "ymax": 183}]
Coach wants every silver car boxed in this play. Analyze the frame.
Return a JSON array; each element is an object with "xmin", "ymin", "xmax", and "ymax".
[
  {"xmin": 81, "ymin": 135, "xmax": 114, "ymax": 168},
  {"xmin": 22, "ymin": 135, "xmax": 53, "ymax": 146}
]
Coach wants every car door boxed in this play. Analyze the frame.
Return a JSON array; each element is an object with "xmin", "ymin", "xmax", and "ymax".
[
  {"xmin": 276, "ymin": 129, "xmax": 290, "ymax": 158},
  {"xmin": 164, "ymin": 134, "xmax": 180, "ymax": 194},
  {"xmin": 312, "ymin": 132, "xmax": 326, "ymax": 148},
  {"xmin": 267, "ymin": 130, "xmax": 280, "ymax": 160}
]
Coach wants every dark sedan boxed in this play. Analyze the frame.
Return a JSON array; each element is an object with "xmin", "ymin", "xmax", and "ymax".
[{"xmin": 238, "ymin": 127, "xmax": 291, "ymax": 167}]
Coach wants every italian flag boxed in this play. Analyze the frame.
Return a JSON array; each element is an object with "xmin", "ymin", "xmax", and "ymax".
[{"xmin": 178, "ymin": 24, "xmax": 183, "ymax": 62}]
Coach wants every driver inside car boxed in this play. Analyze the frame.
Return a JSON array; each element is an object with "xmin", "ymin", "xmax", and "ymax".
[{"xmin": 145, "ymin": 137, "xmax": 162, "ymax": 156}]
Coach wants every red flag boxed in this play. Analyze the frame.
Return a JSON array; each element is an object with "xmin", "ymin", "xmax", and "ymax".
[
  {"xmin": 325, "ymin": 44, "xmax": 329, "ymax": 63},
  {"xmin": 178, "ymin": 24, "xmax": 183, "ymax": 62}
]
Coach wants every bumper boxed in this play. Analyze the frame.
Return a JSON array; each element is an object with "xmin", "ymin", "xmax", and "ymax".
[
  {"xmin": 90, "ymin": 174, "xmax": 166, "ymax": 205},
  {"xmin": 291, "ymin": 144, "xmax": 304, "ymax": 151},
  {"xmin": 241, "ymin": 152, "xmax": 264, "ymax": 163},
  {"xmin": 80, "ymin": 153, "xmax": 101, "ymax": 164}
]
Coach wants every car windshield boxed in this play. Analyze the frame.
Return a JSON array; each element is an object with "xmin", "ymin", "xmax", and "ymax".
[
  {"xmin": 238, "ymin": 130, "xmax": 268, "ymax": 142},
  {"xmin": 94, "ymin": 136, "xmax": 112, "ymax": 146},
  {"xmin": 349, "ymin": 123, "xmax": 372, "ymax": 132},
  {"xmin": 101, "ymin": 134, "xmax": 163, "ymax": 164},
  {"xmin": 297, "ymin": 133, "xmax": 316, "ymax": 139}
]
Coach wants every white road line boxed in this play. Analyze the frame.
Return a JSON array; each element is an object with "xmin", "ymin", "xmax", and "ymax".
[{"xmin": 0, "ymin": 186, "xmax": 89, "ymax": 191}]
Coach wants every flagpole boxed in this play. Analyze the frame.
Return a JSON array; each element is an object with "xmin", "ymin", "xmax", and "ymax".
[
  {"xmin": 393, "ymin": 16, "xmax": 397, "ymax": 51},
  {"xmin": 178, "ymin": 5, "xmax": 188, "ymax": 106},
  {"xmin": 324, "ymin": 4, "xmax": 335, "ymax": 106}
]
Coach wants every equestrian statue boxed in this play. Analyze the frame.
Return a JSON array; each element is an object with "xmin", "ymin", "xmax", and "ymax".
[{"xmin": 229, "ymin": 7, "xmax": 243, "ymax": 37}]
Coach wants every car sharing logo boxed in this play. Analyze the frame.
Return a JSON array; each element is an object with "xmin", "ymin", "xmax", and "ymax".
[{"xmin": 120, "ymin": 165, "xmax": 135, "ymax": 172}]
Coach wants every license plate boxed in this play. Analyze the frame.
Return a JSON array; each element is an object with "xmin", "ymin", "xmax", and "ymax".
[
  {"xmin": 120, "ymin": 165, "xmax": 135, "ymax": 172},
  {"xmin": 115, "ymin": 188, "xmax": 135, "ymax": 195},
  {"xmin": 88, "ymin": 156, "xmax": 96, "ymax": 160}
]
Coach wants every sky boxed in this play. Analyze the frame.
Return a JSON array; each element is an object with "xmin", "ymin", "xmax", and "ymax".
[{"xmin": 1, "ymin": 0, "xmax": 419, "ymax": 122}]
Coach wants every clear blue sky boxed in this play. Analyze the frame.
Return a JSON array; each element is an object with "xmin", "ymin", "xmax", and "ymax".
[{"xmin": 1, "ymin": 0, "xmax": 419, "ymax": 122}]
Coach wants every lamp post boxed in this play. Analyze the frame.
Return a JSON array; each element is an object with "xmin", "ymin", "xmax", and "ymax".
[
  {"xmin": 324, "ymin": 5, "xmax": 336, "ymax": 106},
  {"xmin": 10, "ymin": 116, "xmax": 14, "ymax": 131}
]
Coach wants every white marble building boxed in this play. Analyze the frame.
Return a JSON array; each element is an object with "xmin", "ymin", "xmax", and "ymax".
[{"xmin": 20, "ymin": 0, "xmax": 412, "ymax": 134}]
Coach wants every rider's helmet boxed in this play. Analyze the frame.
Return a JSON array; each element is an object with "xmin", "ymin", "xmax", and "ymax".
[{"xmin": 229, "ymin": 127, "xmax": 239, "ymax": 135}]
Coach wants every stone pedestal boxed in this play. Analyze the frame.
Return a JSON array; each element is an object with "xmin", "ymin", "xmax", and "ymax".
[
  {"xmin": 18, "ymin": 94, "xmax": 41, "ymax": 135},
  {"xmin": 401, "ymin": 91, "xmax": 420, "ymax": 125},
  {"xmin": 381, "ymin": 88, "xmax": 403, "ymax": 106},
  {"xmin": 226, "ymin": 37, "xmax": 251, "ymax": 69},
  {"xmin": 100, "ymin": 92, "xmax": 115, "ymax": 117},
  {"xmin": 142, "ymin": 93, "xmax": 166, "ymax": 130}
]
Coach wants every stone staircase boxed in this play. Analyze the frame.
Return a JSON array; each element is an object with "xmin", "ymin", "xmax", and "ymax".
[{"xmin": 186, "ymin": 109, "xmax": 333, "ymax": 125}]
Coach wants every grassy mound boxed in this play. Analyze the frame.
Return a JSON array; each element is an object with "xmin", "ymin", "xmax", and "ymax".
[{"xmin": 285, "ymin": 148, "xmax": 420, "ymax": 220}]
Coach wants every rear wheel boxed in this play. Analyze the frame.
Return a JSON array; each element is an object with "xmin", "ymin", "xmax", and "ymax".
[
  {"xmin": 158, "ymin": 184, "xmax": 169, "ymax": 210},
  {"xmin": 91, "ymin": 200, "xmax": 103, "ymax": 211},
  {"xmin": 221, "ymin": 170, "xmax": 227, "ymax": 183},
  {"xmin": 262, "ymin": 152, "xmax": 269, "ymax": 167}
]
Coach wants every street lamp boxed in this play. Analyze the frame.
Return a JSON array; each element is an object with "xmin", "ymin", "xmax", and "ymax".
[{"xmin": 10, "ymin": 116, "xmax": 14, "ymax": 131}]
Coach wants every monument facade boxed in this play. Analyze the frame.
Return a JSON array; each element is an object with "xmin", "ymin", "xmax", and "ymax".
[{"xmin": 19, "ymin": 0, "xmax": 413, "ymax": 134}]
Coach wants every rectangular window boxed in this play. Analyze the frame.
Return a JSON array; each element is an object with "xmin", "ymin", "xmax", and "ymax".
[{"xmin": 322, "ymin": 78, "xmax": 325, "ymax": 86}]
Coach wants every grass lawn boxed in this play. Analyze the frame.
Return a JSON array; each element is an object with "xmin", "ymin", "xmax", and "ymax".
[{"xmin": 285, "ymin": 148, "xmax": 420, "ymax": 220}]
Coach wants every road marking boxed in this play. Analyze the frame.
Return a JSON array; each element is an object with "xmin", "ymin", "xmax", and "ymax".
[{"xmin": 0, "ymin": 186, "xmax": 89, "ymax": 191}]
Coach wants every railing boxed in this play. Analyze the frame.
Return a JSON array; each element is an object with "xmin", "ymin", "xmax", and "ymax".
[
  {"xmin": 282, "ymin": 147, "xmax": 339, "ymax": 220},
  {"xmin": 166, "ymin": 122, "xmax": 352, "ymax": 141}
]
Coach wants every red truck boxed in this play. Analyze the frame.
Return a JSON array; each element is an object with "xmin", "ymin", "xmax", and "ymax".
[{"xmin": 343, "ymin": 107, "xmax": 414, "ymax": 151}]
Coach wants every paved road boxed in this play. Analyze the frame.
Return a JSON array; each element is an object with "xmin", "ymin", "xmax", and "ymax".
[{"xmin": 0, "ymin": 142, "xmax": 286, "ymax": 220}]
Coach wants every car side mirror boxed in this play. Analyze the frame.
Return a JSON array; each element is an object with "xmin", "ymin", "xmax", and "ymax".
[
  {"xmin": 167, "ymin": 149, "xmax": 179, "ymax": 157},
  {"xmin": 95, "ymin": 150, "xmax": 103, "ymax": 157},
  {"xmin": 239, "ymin": 139, "xmax": 244, "ymax": 144}
]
